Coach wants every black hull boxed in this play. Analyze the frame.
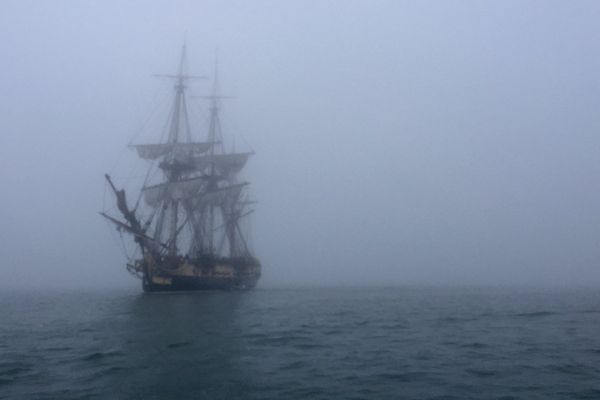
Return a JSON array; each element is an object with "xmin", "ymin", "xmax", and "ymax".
[{"xmin": 137, "ymin": 255, "xmax": 261, "ymax": 293}]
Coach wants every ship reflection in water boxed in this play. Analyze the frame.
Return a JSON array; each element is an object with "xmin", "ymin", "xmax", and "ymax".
[{"xmin": 117, "ymin": 291, "xmax": 253, "ymax": 398}]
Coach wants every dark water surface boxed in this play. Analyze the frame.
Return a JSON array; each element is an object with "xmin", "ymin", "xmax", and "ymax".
[{"xmin": 1, "ymin": 287, "xmax": 600, "ymax": 399}]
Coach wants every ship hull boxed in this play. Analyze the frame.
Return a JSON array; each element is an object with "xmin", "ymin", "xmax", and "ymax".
[
  {"xmin": 142, "ymin": 275, "xmax": 259, "ymax": 292},
  {"xmin": 130, "ymin": 254, "xmax": 261, "ymax": 292}
]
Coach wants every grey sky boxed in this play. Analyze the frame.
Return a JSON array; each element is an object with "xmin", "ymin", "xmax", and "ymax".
[{"xmin": 1, "ymin": 1, "xmax": 600, "ymax": 288}]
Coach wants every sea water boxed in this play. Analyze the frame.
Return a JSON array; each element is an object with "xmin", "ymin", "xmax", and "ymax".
[{"xmin": 1, "ymin": 287, "xmax": 600, "ymax": 399}]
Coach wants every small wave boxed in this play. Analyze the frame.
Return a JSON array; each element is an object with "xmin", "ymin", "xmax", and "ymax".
[
  {"xmin": 248, "ymin": 334, "xmax": 307, "ymax": 347},
  {"xmin": 82, "ymin": 350, "xmax": 124, "ymax": 362},
  {"xmin": 375, "ymin": 371, "xmax": 426, "ymax": 382},
  {"xmin": 280, "ymin": 360, "xmax": 306, "ymax": 370},
  {"xmin": 553, "ymin": 363, "xmax": 590, "ymax": 376},
  {"xmin": 44, "ymin": 346, "xmax": 72, "ymax": 352},
  {"xmin": 513, "ymin": 311, "xmax": 558, "ymax": 318},
  {"xmin": 459, "ymin": 342, "xmax": 487, "ymax": 349},
  {"xmin": 441, "ymin": 340, "xmax": 458, "ymax": 346},
  {"xmin": 466, "ymin": 368, "xmax": 496, "ymax": 378},
  {"xmin": 379, "ymin": 322, "xmax": 409, "ymax": 330},
  {"xmin": 293, "ymin": 343, "xmax": 327, "ymax": 350},
  {"xmin": 0, "ymin": 377, "xmax": 13, "ymax": 386},
  {"xmin": 478, "ymin": 312, "xmax": 496, "ymax": 317},
  {"xmin": 578, "ymin": 309, "xmax": 600, "ymax": 314},
  {"xmin": 330, "ymin": 310, "xmax": 353, "ymax": 317},
  {"xmin": 96, "ymin": 365, "xmax": 126, "ymax": 378},
  {"xmin": 570, "ymin": 388, "xmax": 600, "ymax": 399},
  {"xmin": 167, "ymin": 341, "xmax": 193, "ymax": 349},
  {"xmin": 0, "ymin": 362, "xmax": 32, "ymax": 377},
  {"xmin": 240, "ymin": 332, "xmax": 269, "ymax": 340},
  {"xmin": 0, "ymin": 363, "xmax": 32, "ymax": 386},
  {"xmin": 438, "ymin": 316, "xmax": 476, "ymax": 323}
]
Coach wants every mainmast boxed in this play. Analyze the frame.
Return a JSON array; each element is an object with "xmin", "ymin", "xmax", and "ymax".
[
  {"xmin": 207, "ymin": 56, "xmax": 222, "ymax": 254},
  {"xmin": 154, "ymin": 43, "xmax": 204, "ymax": 256}
]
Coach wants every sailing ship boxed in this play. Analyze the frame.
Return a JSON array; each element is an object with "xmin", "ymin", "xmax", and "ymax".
[{"xmin": 102, "ymin": 46, "xmax": 261, "ymax": 292}]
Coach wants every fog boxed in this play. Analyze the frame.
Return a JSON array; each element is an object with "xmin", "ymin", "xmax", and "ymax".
[{"xmin": 1, "ymin": 1, "xmax": 600, "ymax": 289}]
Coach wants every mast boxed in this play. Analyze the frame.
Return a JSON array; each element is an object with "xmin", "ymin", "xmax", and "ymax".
[
  {"xmin": 207, "ymin": 55, "xmax": 221, "ymax": 254},
  {"xmin": 154, "ymin": 43, "xmax": 204, "ymax": 256},
  {"xmin": 205, "ymin": 58, "xmax": 252, "ymax": 258},
  {"xmin": 168, "ymin": 47, "xmax": 183, "ymax": 255}
]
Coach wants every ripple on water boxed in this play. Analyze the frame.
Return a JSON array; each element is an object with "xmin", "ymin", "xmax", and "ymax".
[
  {"xmin": 81, "ymin": 350, "xmax": 124, "ymax": 362},
  {"xmin": 166, "ymin": 341, "xmax": 193, "ymax": 349},
  {"xmin": 0, "ymin": 362, "xmax": 32, "ymax": 377},
  {"xmin": 459, "ymin": 342, "xmax": 488, "ymax": 349},
  {"xmin": 512, "ymin": 311, "xmax": 559, "ymax": 318},
  {"xmin": 465, "ymin": 368, "xmax": 497, "ymax": 378},
  {"xmin": 374, "ymin": 371, "xmax": 429, "ymax": 382}
]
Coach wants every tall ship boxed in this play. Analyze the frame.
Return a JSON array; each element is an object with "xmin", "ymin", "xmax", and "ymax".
[{"xmin": 102, "ymin": 46, "xmax": 261, "ymax": 292}]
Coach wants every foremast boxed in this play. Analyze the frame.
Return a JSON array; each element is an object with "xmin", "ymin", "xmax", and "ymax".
[{"xmin": 156, "ymin": 43, "xmax": 197, "ymax": 256}]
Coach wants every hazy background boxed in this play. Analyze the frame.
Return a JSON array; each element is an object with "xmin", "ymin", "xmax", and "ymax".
[{"xmin": 1, "ymin": 0, "xmax": 600, "ymax": 289}]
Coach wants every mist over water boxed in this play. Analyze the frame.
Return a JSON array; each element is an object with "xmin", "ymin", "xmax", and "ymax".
[
  {"xmin": 2, "ymin": 3, "xmax": 600, "ymax": 399},
  {"xmin": 1, "ymin": 1, "xmax": 599, "ymax": 289}
]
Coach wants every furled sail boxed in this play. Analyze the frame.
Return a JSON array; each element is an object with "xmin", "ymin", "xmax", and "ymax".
[
  {"xmin": 194, "ymin": 183, "xmax": 247, "ymax": 208},
  {"xmin": 131, "ymin": 142, "xmax": 213, "ymax": 160},
  {"xmin": 143, "ymin": 177, "xmax": 206, "ymax": 207},
  {"xmin": 191, "ymin": 152, "xmax": 252, "ymax": 176}
]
